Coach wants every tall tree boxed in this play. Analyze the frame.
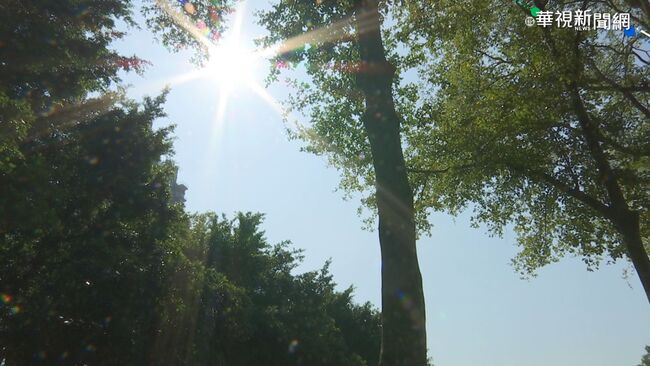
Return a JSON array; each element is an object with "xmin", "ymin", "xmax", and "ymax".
[
  {"xmin": 257, "ymin": 1, "xmax": 427, "ymax": 364},
  {"xmin": 254, "ymin": 0, "xmax": 650, "ymax": 304},
  {"xmin": 389, "ymin": 0, "xmax": 650, "ymax": 302}
]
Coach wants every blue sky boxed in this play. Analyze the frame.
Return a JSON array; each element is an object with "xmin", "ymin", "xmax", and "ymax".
[{"xmin": 114, "ymin": 1, "xmax": 650, "ymax": 365}]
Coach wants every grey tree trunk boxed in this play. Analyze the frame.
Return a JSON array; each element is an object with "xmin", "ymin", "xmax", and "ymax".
[
  {"xmin": 571, "ymin": 87, "xmax": 650, "ymax": 304},
  {"xmin": 352, "ymin": 1, "xmax": 428, "ymax": 365},
  {"xmin": 614, "ymin": 210, "xmax": 650, "ymax": 303}
]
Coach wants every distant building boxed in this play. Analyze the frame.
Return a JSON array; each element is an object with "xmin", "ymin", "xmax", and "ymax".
[{"xmin": 170, "ymin": 168, "xmax": 187, "ymax": 204}]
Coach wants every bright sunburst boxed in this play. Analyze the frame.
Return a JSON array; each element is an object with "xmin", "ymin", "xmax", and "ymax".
[
  {"xmin": 205, "ymin": 39, "xmax": 258, "ymax": 87},
  {"xmin": 201, "ymin": 1, "xmax": 262, "ymax": 92},
  {"xmin": 154, "ymin": 0, "xmax": 303, "ymax": 130},
  {"xmin": 199, "ymin": 3, "xmax": 269, "ymax": 133}
]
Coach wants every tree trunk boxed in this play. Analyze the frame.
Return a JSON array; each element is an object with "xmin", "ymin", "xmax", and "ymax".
[
  {"xmin": 569, "ymin": 86, "xmax": 650, "ymax": 304},
  {"xmin": 614, "ymin": 210, "xmax": 650, "ymax": 303},
  {"xmin": 352, "ymin": 2, "xmax": 427, "ymax": 365}
]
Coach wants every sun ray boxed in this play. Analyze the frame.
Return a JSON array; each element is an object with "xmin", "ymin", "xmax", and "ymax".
[
  {"xmin": 258, "ymin": 8, "xmax": 379, "ymax": 59},
  {"xmin": 210, "ymin": 80, "xmax": 231, "ymax": 152},
  {"xmin": 246, "ymin": 78, "xmax": 314, "ymax": 134},
  {"xmin": 132, "ymin": 68, "xmax": 206, "ymax": 97},
  {"xmin": 152, "ymin": 0, "xmax": 379, "ymax": 135},
  {"xmin": 152, "ymin": 0, "xmax": 366, "ymax": 157},
  {"xmin": 246, "ymin": 81, "xmax": 284, "ymax": 117}
]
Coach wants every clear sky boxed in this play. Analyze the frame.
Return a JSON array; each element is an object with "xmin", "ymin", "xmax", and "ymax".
[{"xmin": 114, "ymin": 1, "xmax": 649, "ymax": 365}]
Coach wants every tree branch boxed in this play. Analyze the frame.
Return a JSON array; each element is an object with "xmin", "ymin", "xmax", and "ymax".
[
  {"xmin": 407, "ymin": 164, "xmax": 475, "ymax": 175},
  {"xmin": 534, "ymin": 169, "xmax": 612, "ymax": 218},
  {"xmin": 588, "ymin": 61, "xmax": 650, "ymax": 120}
]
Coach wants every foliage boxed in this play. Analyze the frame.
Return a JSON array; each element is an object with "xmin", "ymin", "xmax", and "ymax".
[
  {"xmin": 155, "ymin": 212, "xmax": 382, "ymax": 366},
  {"xmin": 0, "ymin": 0, "xmax": 147, "ymax": 172},
  {"xmin": 0, "ymin": 97, "xmax": 380, "ymax": 365},
  {"xmin": 0, "ymin": 96, "xmax": 381, "ymax": 364},
  {"xmin": 0, "ymin": 1, "xmax": 184, "ymax": 362},
  {"xmin": 142, "ymin": 0, "xmax": 237, "ymax": 63},
  {"xmin": 1, "ymin": 1, "xmax": 382, "ymax": 364},
  {"xmin": 257, "ymin": 0, "xmax": 649, "ymax": 278},
  {"xmin": 257, "ymin": 3, "xmax": 430, "ymax": 365},
  {"xmin": 257, "ymin": 0, "xmax": 374, "ymax": 224},
  {"xmin": 393, "ymin": 0, "xmax": 650, "ymax": 276},
  {"xmin": 0, "ymin": 93, "xmax": 185, "ymax": 365},
  {"xmin": 639, "ymin": 345, "xmax": 650, "ymax": 366}
]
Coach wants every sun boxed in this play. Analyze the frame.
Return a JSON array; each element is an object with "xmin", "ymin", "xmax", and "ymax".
[
  {"xmin": 154, "ymin": 0, "xmax": 288, "ymax": 129},
  {"xmin": 200, "ymin": 27, "xmax": 266, "ymax": 132},
  {"xmin": 200, "ymin": 0, "xmax": 262, "ymax": 91},
  {"xmin": 204, "ymin": 38, "xmax": 259, "ymax": 88}
]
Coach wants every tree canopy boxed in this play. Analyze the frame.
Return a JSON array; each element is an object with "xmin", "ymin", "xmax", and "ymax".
[
  {"xmin": 257, "ymin": 0, "xmax": 650, "ymax": 301},
  {"xmin": 0, "ymin": 92, "xmax": 382, "ymax": 364},
  {"xmin": 639, "ymin": 346, "xmax": 650, "ymax": 366},
  {"xmin": 0, "ymin": 91, "xmax": 185, "ymax": 364},
  {"xmin": 0, "ymin": 0, "xmax": 147, "ymax": 172},
  {"xmin": 396, "ymin": 0, "xmax": 650, "ymax": 299},
  {"xmin": 1, "ymin": 1, "xmax": 381, "ymax": 364},
  {"xmin": 155, "ymin": 212, "xmax": 382, "ymax": 366}
]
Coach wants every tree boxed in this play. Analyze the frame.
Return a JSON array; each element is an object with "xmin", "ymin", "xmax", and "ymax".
[
  {"xmin": 0, "ymin": 0, "xmax": 147, "ymax": 172},
  {"xmin": 0, "ymin": 93, "xmax": 185, "ymax": 365},
  {"xmin": 386, "ymin": 0, "xmax": 650, "ymax": 302},
  {"xmin": 257, "ymin": 2, "xmax": 428, "ymax": 364},
  {"xmin": 152, "ymin": 212, "xmax": 383, "ymax": 366},
  {"xmin": 0, "ymin": 1, "xmax": 183, "ymax": 363},
  {"xmin": 639, "ymin": 346, "xmax": 650, "ymax": 366},
  {"xmin": 1, "ymin": 1, "xmax": 382, "ymax": 364},
  {"xmin": 253, "ymin": 0, "xmax": 650, "ymax": 305},
  {"xmin": 0, "ymin": 94, "xmax": 382, "ymax": 365}
]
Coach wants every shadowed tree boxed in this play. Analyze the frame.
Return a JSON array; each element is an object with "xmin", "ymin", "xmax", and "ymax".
[
  {"xmin": 0, "ymin": 93, "xmax": 185, "ymax": 365},
  {"xmin": 0, "ymin": 1, "xmax": 182, "ymax": 363},
  {"xmin": 0, "ymin": 0, "xmax": 148, "ymax": 172},
  {"xmin": 152, "ymin": 212, "xmax": 382, "ymax": 366}
]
